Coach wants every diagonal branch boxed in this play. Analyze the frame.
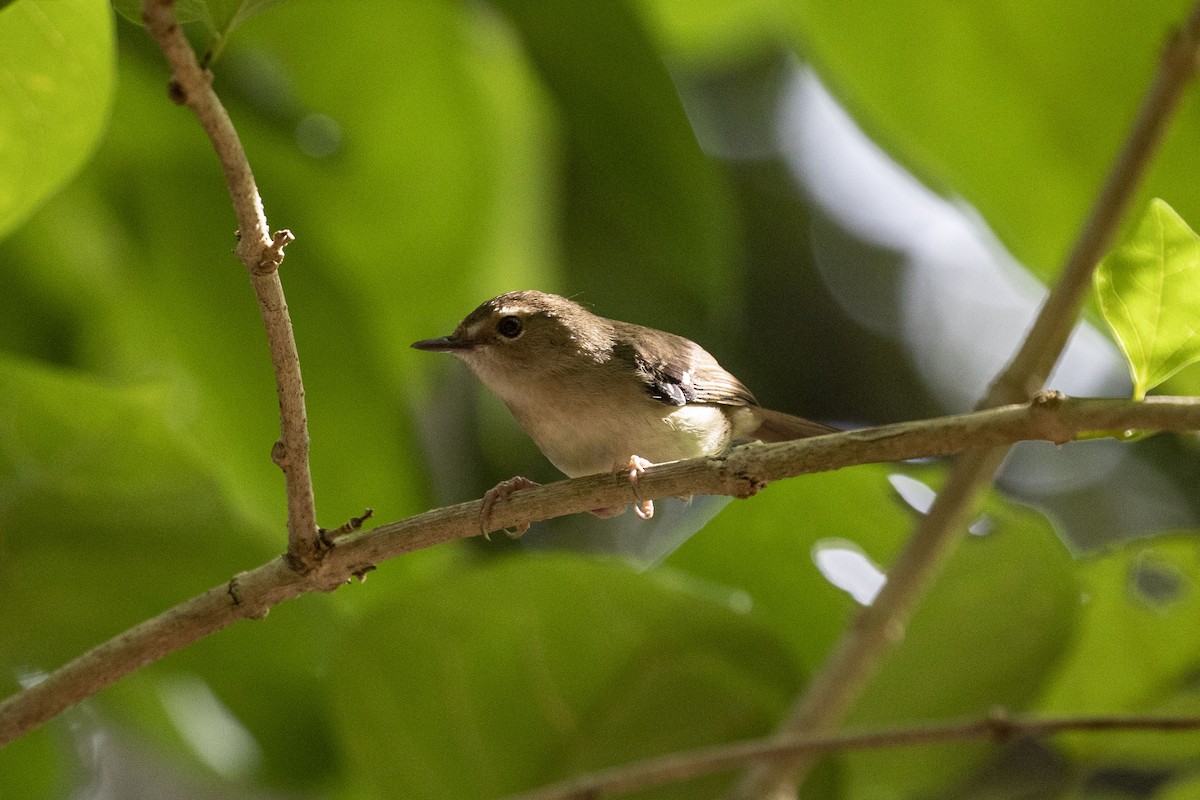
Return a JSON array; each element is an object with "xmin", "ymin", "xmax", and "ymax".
[
  {"xmin": 141, "ymin": 0, "xmax": 321, "ymax": 570},
  {"xmin": 1, "ymin": 395, "xmax": 1199, "ymax": 747},
  {"xmin": 728, "ymin": 4, "xmax": 1200, "ymax": 798}
]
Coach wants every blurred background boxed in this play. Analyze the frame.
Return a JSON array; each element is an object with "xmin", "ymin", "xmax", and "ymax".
[{"xmin": 3, "ymin": 0, "xmax": 1200, "ymax": 798}]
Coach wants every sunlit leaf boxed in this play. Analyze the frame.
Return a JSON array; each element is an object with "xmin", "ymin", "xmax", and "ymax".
[
  {"xmin": 0, "ymin": 0, "xmax": 115, "ymax": 239},
  {"xmin": 1096, "ymin": 199, "xmax": 1200, "ymax": 399}
]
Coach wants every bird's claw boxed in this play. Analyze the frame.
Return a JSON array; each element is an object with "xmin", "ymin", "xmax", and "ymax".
[
  {"xmin": 625, "ymin": 455, "xmax": 655, "ymax": 520},
  {"xmin": 481, "ymin": 476, "xmax": 540, "ymax": 538}
]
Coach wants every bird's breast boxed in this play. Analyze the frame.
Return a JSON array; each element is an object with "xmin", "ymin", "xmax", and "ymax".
[{"xmin": 507, "ymin": 392, "xmax": 736, "ymax": 478}]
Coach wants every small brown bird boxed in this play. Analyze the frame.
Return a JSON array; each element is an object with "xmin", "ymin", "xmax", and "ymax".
[{"xmin": 412, "ymin": 291, "xmax": 835, "ymax": 533}]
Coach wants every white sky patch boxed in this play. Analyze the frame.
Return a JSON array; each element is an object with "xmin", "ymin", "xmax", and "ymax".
[
  {"xmin": 813, "ymin": 539, "xmax": 887, "ymax": 605},
  {"xmin": 158, "ymin": 675, "xmax": 261, "ymax": 780},
  {"xmin": 887, "ymin": 473, "xmax": 936, "ymax": 515},
  {"xmin": 777, "ymin": 64, "xmax": 1129, "ymax": 412}
]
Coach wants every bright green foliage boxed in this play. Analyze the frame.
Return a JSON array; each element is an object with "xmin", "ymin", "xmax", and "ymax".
[
  {"xmin": 771, "ymin": 0, "xmax": 1200, "ymax": 278},
  {"xmin": 0, "ymin": 0, "xmax": 115, "ymax": 239},
  {"xmin": 111, "ymin": 0, "xmax": 209, "ymax": 26},
  {"xmin": 1, "ymin": 0, "xmax": 1199, "ymax": 798},
  {"xmin": 1096, "ymin": 199, "xmax": 1200, "ymax": 399},
  {"xmin": 669, "ymin": 466, "xmax": 1078, "ymax": 800},
  {"xmin": 1039, "ymin": 537, "xmax": 1200, "ymax": 764}
]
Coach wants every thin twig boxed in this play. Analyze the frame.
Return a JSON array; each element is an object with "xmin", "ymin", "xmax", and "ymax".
[
  {"xmin": 728, "ymin": 6, "xmax": 1200, "ymax": 798},
  {"xmin": 986, "ymin": 4, "xmax": 1200, "ymax": 408},
  {"xmin": 504, "ymin": 711, "xmax": 1200, "ymax": 800},
  {"xmin": 1, "ymin": 395, "xmax": 1199, "ymax": 747},
  {"xmin": 141, "ymin": 0, "xmax": 321, "ymax": 570}
]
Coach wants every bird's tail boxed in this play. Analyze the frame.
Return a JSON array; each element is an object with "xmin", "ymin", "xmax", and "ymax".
[{"xmin": 753, "ymin": 407, "xmax": 839, "ymax": 442}]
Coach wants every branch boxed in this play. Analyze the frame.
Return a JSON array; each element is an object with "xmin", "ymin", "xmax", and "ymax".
[
  {"xmin": 504, "ymin": 711, "xmax": 1200, "ymax": 800},
  {"xmin": 141, "ymin": 0, "xmax": 320, "ymax": 570},
  {"xmin": 729, "ymin": 6, "xmax": 1200, "ymax": 796},
  {"xmin": 986, "ymin": 4, "xmax": 1200, "ymax": 408},
  {"xmin": 1, "ymin": 395, "xmax": 1199, "ymax": 747}
]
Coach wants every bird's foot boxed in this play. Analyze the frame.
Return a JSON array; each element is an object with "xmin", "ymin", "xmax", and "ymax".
[
  {"xmin": 588, "ymin": 456, "xmax": 656, "ymax": 519},
  {"xmin": 481, "ymin": 476, "xmax": 540, "ymax": 539},
  {"xmin": 623, "ymin": 455, "xmax": 655, "ymax": 520}
]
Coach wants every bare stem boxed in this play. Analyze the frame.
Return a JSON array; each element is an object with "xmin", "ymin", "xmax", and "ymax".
[
  {"xmin": 986, "ymin": 1, "xmax": 1200, "ymax": 407},
  {"xmin": 141, "ymin": 0, "xmax": 320, "ymax": 569},
  {"xmin": 1, "ymin": 395, "xmax": 1199, "ymax": 747},
  {"xmin": 729, "ymin": 5, "xmax": 1200, "ymax": 798},
  {"xmin": 505, "ymin": 711, "xmax": 1200, "ymax": 800}
]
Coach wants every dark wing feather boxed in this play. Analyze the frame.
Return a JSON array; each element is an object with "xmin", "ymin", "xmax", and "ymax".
[{"xmin": 612, "ymin": 324, "xmax": 758, "ymax": 408}]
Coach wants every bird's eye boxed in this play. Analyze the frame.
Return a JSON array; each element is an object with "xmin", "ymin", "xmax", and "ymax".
[{"xmin": 496, "ymin": 315, "xmax": 523, "ymax": 339}]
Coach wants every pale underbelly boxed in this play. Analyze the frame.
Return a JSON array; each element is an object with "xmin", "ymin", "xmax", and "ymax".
[{"xmin": 518, "ymin": 403, "xmax": 736, "ymax": 478}]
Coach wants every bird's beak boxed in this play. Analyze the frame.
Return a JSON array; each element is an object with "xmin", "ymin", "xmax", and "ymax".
[{"xmin": 411, "ymin": 334, "xmax": 477, "ymax": 353}]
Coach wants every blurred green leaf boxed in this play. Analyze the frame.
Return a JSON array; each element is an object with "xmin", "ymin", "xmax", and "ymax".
[
  {"xmin": 1095, "ymin": 199, "xmax": 1200, "ymax": 399},
  {"xmin": 332, "ymin": 555, "xmax": 807, "ymax": 800},
  {"xmin": 203, "ymin": 0, "xmax": 280, "ymax": 32},
  {"xmin": 492, "ymin": 0, "xmax": 735, "ymax": 330},
  {"xmin": 2, "ymin": 0, "xmax": 1198, "ymax": 796},
  {"xmin": 203, "ymin": 0, "xmax": 284, "ymax": 61},
  {"xmin": 0, "ymin": 354, "xmax": 342, "ymax": 788},
  {"xmin": 0, "ymin": 0, "xmax": 115, "ymax": 239},
  {"xmin": 636, "ymin": 0, "xmax": 792, "ymax": 63},
  {"xmin": 844, "ymin": 473, "xmax": 1078, "ymax": 800},
  {"xmin": 781, "ymin": 0, "xmax": 1198, "ymax": 277},
  {"xmin": 110, "ymin": 0, "xmax": 209, "ymax": 26},
  {"xmin": 1038, "ymin": 536, "xmax": 1200, "ymax": 765},
  {"xmin": 0, "ymin": 354, "xmax": 274, "ymax": 669},
  {"xmin": 101, "ymin": 594, "xmax": 342, "ymax": 790},
  {"xmin": 1155, "ymin": 772, "xmax": 1200, "ymax": 800},
  {"xmin": 111, "ymin": 0, "xmax": 279, "ymax": 61},
  {"xmin": 667, "ymin": 464, "xmax": 1078, "ymax": 800},
  {"xmin": 231, "ymin": 0, "xmax": 556, "ymax": 386},
  {"xmin": 0, "ymin": 727, "xmax": 62, "ymax": 800}
]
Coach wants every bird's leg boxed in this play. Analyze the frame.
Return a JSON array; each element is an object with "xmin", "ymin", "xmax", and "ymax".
[
  {"xmin": 619, "ymin": 455, "xmax": 655, "ymax": 520},
  {"xmin": 481, "ymin": 475, "xmax": 540, "ymax": 539},
  {"xmin": 589, "ymin": 456, "xmax": 656, "ymax": 519},
  {"xmin": 626, "ymin": 455, "xmax": 655, "ymax": 519}
]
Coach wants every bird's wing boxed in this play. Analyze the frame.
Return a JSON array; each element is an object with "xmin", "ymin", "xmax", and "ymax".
[{"xmin": 613, "ymin": 325, "xmax": 758, "ymax": 408}]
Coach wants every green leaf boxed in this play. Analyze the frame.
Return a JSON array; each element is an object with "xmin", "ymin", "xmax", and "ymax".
[
  {"xmin": 0, "ymin": 355, "xmax": 343, "ymax": 787},
  {"xmin": 0, "ymin": 355, "xmax": 275, "ymax": 670},
  {"xmin": 110, "ymin": 0, "xmax": 209, "ymax": 26},
  {"xmin": 1038, "ymin": 536, "xmax": 1200, "ymax": 765},
  {"xmin": 111, "ymin": 0, "xmax": 279, "ymax": 61},
  {"xmin": 201, "ymin": 0, "xmax": 283, "ymax": 61},
  {"xmin": 667, "ymin": 465, "xmax": 1078, "ymax": 800},
  {"xmin": 776, "ymin": 1, "xmax": 1198, "ymax": 279},
  {"xmin": 1095, "ymin": 199, "xmax": 1200, "ymax": 399},
  {"xmin": 0, "ymin": 727, "xmax": 59, "ymax": 800},
  {"xmin": 1156, "ymin": 773, "xmax": 1200, "ymax": 800},
  {"xmin": 491, "ymin": 0, "xmax": 735, "ymax": 330},
  {"xmin": 0, "ymin": 0, "xmax": 115, "ymax": 239},
  {"xmin": 331, "ymin": 556, "xmax": 810, "ymax": 800}
]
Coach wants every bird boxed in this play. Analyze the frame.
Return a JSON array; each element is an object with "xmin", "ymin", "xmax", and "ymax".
[{"xmin": 411, "ymin": 290, "xmax": 836, "ymax": 535}]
